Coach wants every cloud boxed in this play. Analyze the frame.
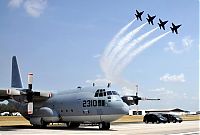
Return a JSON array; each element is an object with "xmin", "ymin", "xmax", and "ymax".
[
  {"xmin": 93, "ymin": 54, "xmax": 101, "ymax": 59},
  {"xmin": 165, "ymin": 36, "xmax": 193, "ymax": 54},
  {"xmin": 182, "ymin": 36, "xmax": 193, "ymax": 48},
  {"xmin": 8, "ymin": 0, "xmax": 23, "ymax": 8},
  {"xmin": 24, "ymin": 0, "xmax": 47, "ymax": 17},
  {"xmin": 149, "ymin": 88, "xmax": 193, "ymax": 101},
  {"xmin": 160, "ymin": 73, "xmax": 186, "ymax": 82},
  {"xmin": 85, "ymin": 78, "xmax": 110, "ymax": 86},
  {"xmin": 150, "ymin": 87, "xmax": 174, "ymax": 95},
  {"xmin": 8, "ymin": 0, "xmax": 47, "ymax": 17}
]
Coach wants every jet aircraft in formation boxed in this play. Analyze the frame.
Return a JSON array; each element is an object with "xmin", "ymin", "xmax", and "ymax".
[
  {"xmin": 170, "ymin": 23, "xmax": 182, "ymax": 34},
  {"xmin": 146, "ymin": 14, "xmax": 156, "ymax": 25},
  {"xmin": 158, "ymin": 19, "xmax": 168, "ymax": 30},
  {"xmin": 135, "ymin": 10, "xmax": 181, "ymax": 34},
  {"xmin": 135, "ymin": 10, "xmax": 144, "ymax": 21}
]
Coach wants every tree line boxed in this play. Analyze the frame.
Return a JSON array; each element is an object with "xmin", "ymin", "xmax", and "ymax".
[{"xmin": 0, "ymin": 103, "xmax": 16, "ymax": 113}]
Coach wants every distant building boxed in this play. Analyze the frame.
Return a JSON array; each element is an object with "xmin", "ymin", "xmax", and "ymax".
[
  {"xmin": 0, "ymin": 112, "xmax": 10, "ymax": 116},
  {"xmin": 0, "ymin": 112, "xmax": 22, "ymax": 116},
  {"xmin": 129, "ymin": 108, "xmax": 189, "ymax": 116},
  {"xmin": 12, "ymin": 112, "xmax": 22, "ymax": 116}
]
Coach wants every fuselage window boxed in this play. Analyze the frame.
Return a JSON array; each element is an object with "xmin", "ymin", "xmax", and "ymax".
[{"xmin": 66, "ymin": 109, "xmax": 68, "ymax": 112}]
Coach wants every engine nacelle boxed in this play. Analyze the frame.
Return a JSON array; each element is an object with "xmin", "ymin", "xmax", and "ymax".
[
  {"xmin": 0, "ymin": 88, "xmax": 21, "ymax": 96},
  {"xmin": 39, "ymin": 91, "xmax": 52, "ymax": 98},
  {"xmin": 7, "ymin": 89, "xmax": 21, "ymax": 95}
]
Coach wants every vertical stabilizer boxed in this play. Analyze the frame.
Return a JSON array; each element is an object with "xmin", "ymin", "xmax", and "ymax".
[{"xmin": 11, "ymin": 56, "xmax": 23, "ymax": 88}]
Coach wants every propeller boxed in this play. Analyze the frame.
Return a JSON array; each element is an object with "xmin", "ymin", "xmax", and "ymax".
[
  {"xmin": 25, "ymin": 73, "xmax": 52, "ymax": 115},
  {"xmin": 27, "ymin": 73, "xmax": 34, "ymax": 115},
  {"xmin": 121, "ymin": 85, "xmax": 160, "ymax": 107}
]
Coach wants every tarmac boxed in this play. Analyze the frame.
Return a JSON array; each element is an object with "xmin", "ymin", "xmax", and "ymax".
[{"xmin": 0, "ymin": 121, "xmax": 199, "ymax": 135}]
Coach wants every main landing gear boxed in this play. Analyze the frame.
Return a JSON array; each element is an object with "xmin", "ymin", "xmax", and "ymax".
[{"xmin": 99, "ymin": 122, "xmax": 110, "ymax": 130}]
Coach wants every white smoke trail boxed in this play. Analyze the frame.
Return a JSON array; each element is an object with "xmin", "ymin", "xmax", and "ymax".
[
  {"xmin": 108, "ymin": 22, "xmax": 148, "ymax": 62},
  {"xmin": 115, "ymin": 31, "xmax": 171, "ymax": 74},
  {"xmin": 103, "ymin": 19, "xmax": 136, "ymax": 57},
  {"xmin": 100, "ymin": 19, "xmax": 136, "ymax": 76},
  {"xmin": 111, "ymin": 27, "xmax": 159, "ymax": 71}
]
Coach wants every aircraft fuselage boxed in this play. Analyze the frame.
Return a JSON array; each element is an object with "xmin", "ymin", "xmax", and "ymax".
[{"xmin": 14, "ymin": 86, "xmax": 129, "ymax": 126}]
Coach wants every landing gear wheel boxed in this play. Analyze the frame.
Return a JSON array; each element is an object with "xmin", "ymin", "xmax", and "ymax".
[
  {"xmin": 66, "ymin": 122, "xmax": 80, "ymax": 129},
  {"xmin": 145, "ymin": 120, "xmax": 148, "ymax": 124},
  {"xmin": 99, "ymin": 122, "xmax": 110, "ymax": 130},
  {"xmin": 32, "ymin": 118, "xmax": 48, "ymax": 128},
  {"xmin": 32, "ymin": 124, "xmax": 47, "ymax": 128}
]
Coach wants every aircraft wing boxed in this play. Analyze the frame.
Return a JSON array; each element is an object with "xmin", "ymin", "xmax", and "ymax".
[
  {"xmin": 31, "ymin": 90, "xmax": 52, "ymax": 102},
  {"xmin": 0, "ymin": 88, "xmax": 21, "ymax": 101},
  {"xmin": 0, "ymin": 88, "xmax": 52, "ymax": 102}
]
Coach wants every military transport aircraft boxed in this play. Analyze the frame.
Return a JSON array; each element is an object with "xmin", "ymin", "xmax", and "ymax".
[
  {"xmin": 158, "ymin": 19, "xmax": 168, "ymax": 30},
  {"xmin": 146, "ymin": 14, "xmax": 156, "ymax": 25},
  {"xmin": 0, "ymin": 56, "xmax": 159, "ymax": 130},
  {"xmin": 135, "ymin": 10, "xmax": 144, "ymax": 21},
  {"xmin": 170, "ymin": 23, "xmax": 181, "ymax": 34}
]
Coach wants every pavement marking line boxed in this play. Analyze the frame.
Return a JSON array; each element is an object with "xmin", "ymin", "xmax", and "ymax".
[{"xmin": 168, "ymin": 131, "xmax": 200, "ymax": 135}]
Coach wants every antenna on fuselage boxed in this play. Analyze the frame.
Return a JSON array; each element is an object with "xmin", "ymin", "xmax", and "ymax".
[{"xmin": 107, "ymin": 83, "xmax": 111, "ymax": 88}]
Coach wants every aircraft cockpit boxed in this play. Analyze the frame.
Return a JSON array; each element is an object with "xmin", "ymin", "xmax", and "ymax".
[{"xmin": 94, "ymin": 89, "xmax": 119, "ymax": 97}]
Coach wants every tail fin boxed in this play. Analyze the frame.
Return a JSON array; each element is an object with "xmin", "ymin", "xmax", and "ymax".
[
  {"xmin": 11, "ymin": 56, "xmax": 23, "ymax": 88},
  {"xmin": 170, "ymin": 27, "xmax": 174, "ymax": 33},
  {"xmin": 158, "ymin": 23, "xmax": 161, "ymax": 29}
]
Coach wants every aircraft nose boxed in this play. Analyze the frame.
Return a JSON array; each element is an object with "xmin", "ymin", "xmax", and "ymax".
[{"xmin": 121, "ymin": 103, "xmax": 129, "ymax": 114}]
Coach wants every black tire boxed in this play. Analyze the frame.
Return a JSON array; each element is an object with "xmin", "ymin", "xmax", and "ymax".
[
  {"xmin": 99, "ymin": 122, "xmax": 110, "ymax": 130},
  {"xmin": 32, "ymin": 124, "xmax": 47, "ymax": 128},
  {"xmin": 66, "ymin": 122, "xmax": 80, "ymax": 129},
  {"xmin": 145, "ymin": 120, "xmax": 148, "ymax": 124},
  {"xmin": 32, "ymin": 118, "xmax": 48, "ymax": 128}
]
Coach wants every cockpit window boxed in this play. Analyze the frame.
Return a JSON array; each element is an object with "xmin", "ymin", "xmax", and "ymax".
[
  {"xmin": 95, "ymin": 89, "xmax": 119, "ymax": 97},
  {"xmin": 99, "ymin": 92, "xmax": 103, "ymax": 97},
  {"xmin": 94, "ymin": 93, "xmax": 98, "ymax": 97},
  {"xmin": 112, "ymin": 91, "xmax": 119, "ymax": 95},
  {"xmin": 94, "ymin": 89, "xmax": 106, "ymax": 97},
  {"xmin": 107, "ymin": 91, "xmax": 112, "ymax": 95},
  {"xmin": 107, "ymin": 91, "xmax": 119, "ymax": 96}
]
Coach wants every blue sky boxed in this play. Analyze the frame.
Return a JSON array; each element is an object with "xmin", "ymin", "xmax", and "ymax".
[{"xmin": 0, "ymin": 0, "xmax": 199, "ymax": 111}]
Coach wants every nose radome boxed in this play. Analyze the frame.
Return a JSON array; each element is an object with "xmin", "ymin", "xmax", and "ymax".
[{"xmin": 121, "ymin": 102, "xmax": 129, "ymax": 114}]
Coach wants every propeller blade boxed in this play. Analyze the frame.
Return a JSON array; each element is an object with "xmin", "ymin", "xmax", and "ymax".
[
  {"xmin": 28, "ymin": 73, "xmax": 33, "ymax": 90},
  {"xmin": 28, "ymin": 102, "xmax": 33, "ymax": 114}
]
